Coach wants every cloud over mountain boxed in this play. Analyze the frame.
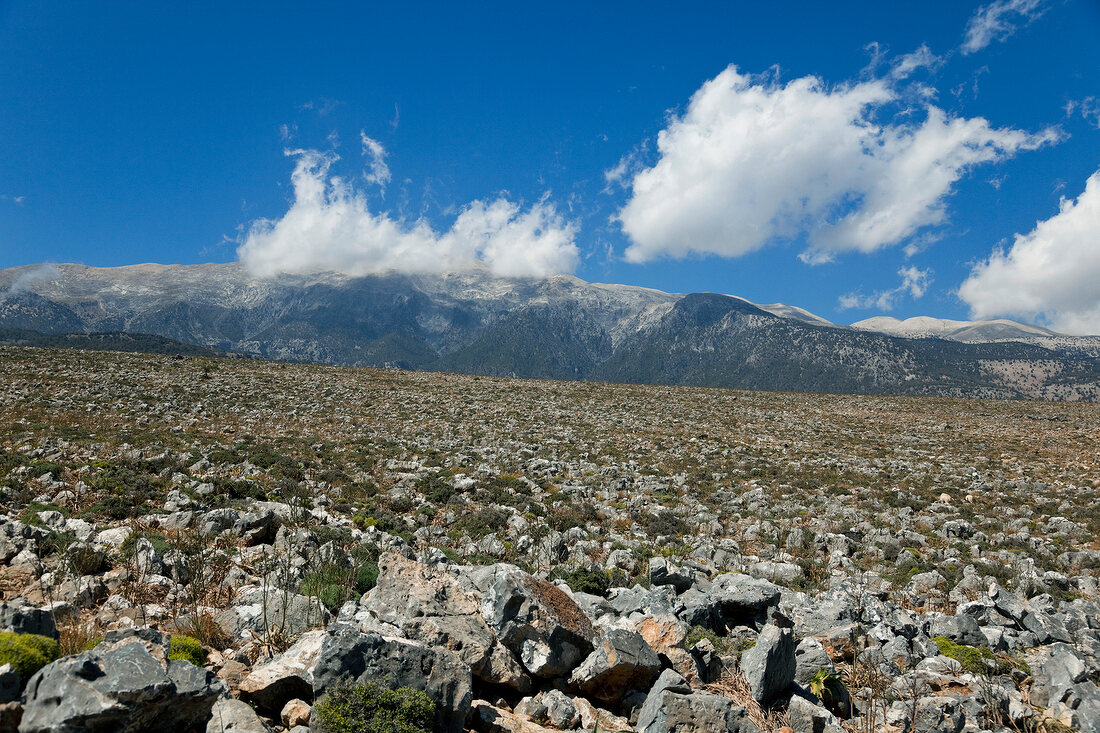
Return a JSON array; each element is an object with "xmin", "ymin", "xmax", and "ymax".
[
  {"xmin": 960, "ymin": 168, "xmax": 1100, "ymax": 336},
  {"xmin": 237, "ymin": 149, "xmax": 578, "ymax": 279},
  {"xmin": 614, "ymin": 66, "xmax": 1058, "ymax": 266}
]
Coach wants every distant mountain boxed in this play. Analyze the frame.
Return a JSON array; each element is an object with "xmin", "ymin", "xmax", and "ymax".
[
  {"xmin": 1, "ymin": 262, "xmax": 1098, "ymax": 401},
  {"xmin": 851, "ymin": 315, "xmax": 1100, "ymax": 357},
  {"xmin": 0, "ymin": 328, "xmax": 237, "ymax": 357}
]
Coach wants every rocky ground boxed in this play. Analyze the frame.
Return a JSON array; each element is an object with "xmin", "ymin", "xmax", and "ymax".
[{"xmin": 0, "ymin": 345, "xmax": 1098, "ymax": 732}]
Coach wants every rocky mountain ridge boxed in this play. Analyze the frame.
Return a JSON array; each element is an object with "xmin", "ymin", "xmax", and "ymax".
[{"xmin": 2, "ymin": 262, "xmax": 1099, "ymax": 400}]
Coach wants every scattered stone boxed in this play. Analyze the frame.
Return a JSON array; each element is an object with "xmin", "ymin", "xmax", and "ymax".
[
  {"xmin": 206, "ymin": 697, "xmax": 273, "ymax": 733},
  {"xmin": 279, "ymin": 698, "xmax": 309, "ymax": 728}
]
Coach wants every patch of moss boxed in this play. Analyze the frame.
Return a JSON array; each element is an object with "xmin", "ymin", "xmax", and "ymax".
[
  {"xmin": 168, "ymin": 635, "xmax": 205, "ymax": 667},
  {"xmin": 0, "ymin": 632, "xmax": 61, "ymax": 680},
  {"xmin": 313, "ymin": 681, "xmax": 435, "ymax": 733}
]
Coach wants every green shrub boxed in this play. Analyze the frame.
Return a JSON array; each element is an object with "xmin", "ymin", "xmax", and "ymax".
[
  {"xmin": 302, "ymin": 555, "xmax": 378, "ymax": 613},
  {"xmin": 313, "ymin": 681, "xmax": 435, "ymax": 733},
  {"xmin": 550, "ymin": 567, "xmax": 611, "ymax": 597},
  {"xmin": 355, "ymin": 558, "xmax": 379, "ymax": 594},
  {"xmin": 120, "ymin": 530, "xmax": 171, "ymax": 560},
  {"xmin": 0, "ymin": 632, "xmax": 61, "ymax": 680},
  {"xmin": 933, "ymin": 635, "xmax": 1004, "ymax": 675},
  {"xmin": 302, "ymin": 565, "xmax": 354, "ymax": 613},
  {"xmin": 168, "ymin": 635, "xmax": 205, "ymax": 667}
]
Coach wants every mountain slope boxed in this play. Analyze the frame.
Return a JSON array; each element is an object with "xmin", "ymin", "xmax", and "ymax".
[{"xmin": 2, "ymin": 262, "xmax": 1098, "ymax": 401}]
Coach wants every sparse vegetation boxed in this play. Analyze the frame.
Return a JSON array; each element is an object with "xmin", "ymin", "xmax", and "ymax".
[
  {"xmin": 312, "ymin": 681, "xmax": 435, "ymax": 733},
  {"xmin": 167, "ymin": 635, "xmax": 205, "ymax": 667},
  {"xmin": 0, "ymin": 632, "xmax": 60, "ymax": 680}
]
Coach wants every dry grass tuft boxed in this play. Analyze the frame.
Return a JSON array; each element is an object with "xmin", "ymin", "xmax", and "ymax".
[
  {"xmin": 57, "ymin": 615, "xmax": 104, "ymax": 656},
  {"xmin": 706, "ymin": 667, "xmax": 791, "ymax": 732},
  {"xmin": 174, "ymin": 609, "xmax": 232, "ymax": 651}
]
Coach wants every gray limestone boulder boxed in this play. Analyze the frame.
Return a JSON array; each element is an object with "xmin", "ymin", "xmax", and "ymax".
[
  {"xmin": 569, "ymin": 628, "xmax": 661, "ymax": 704},
  {"xmin": 346, "ymin": 553, "xmax": 528, "ymax": 692},
  {"xmin": 20, "ymin": 629, "xmax": 224, "ymax": 733},
  {"xmin": 239, "ymin": 629, "xmax": 325, "ymax": 716},
  {"xmin": 649, "ymin": 557, "xmax": 699, "ymax": 594},
  {"xmin": 912, "ymin": 696, "xmax": 965, "ymax": 733},
  {"xmin": 927, "ymin": 613, "xmax": 987, "ymax": 648},
  {"xmin": 232, "ymin": 510, "xmax": 279, "ymax": 546},
  {"xmin": 480, "ymin": 564, "xmax": 595, "ymax": 679},
  {"xmin": 740, "ymin": 625, "xmax": 795, "ymax": 707},
  {"xmin": 215, "ymin": 586, "xmax": 330, "ymax": 642},
  {"xmin": 787, "ymin": 693, "xmax": 844, "ymax": 733},
  {"xmin": 794, "ymin": 637, "xmax": 834, "ymax": 685},
  {"xmin": 541, "ymin": 689, "xmax": 579, "ymax": 729},
  {"xmin": 1030, "ymin": 642, "xmax": 1088, "ymax": 709},
  {"xmin": 200, "ymin": 508, "xmax": 239, "ymax": 537},
  {"xmin": 311, "ymin": 625, "xmax": 472, "ymax": 733},
  {"xmin": 637, "ymin": 669, "xmax": 759, "ymax": 733},
  {"xmin": 609, "ymin": 584, "xmax": 677, "ymax": 618},
  {"xmin": 675, "ymin": 587, "xmax": 720, "ymax": 628},
  {"xmin": 206, "ymin": 697, "xmax": 274, "ymax": 732},
  {"xmin": 0, "ymin": 601, "xmax": 57, "ymax": 640},
  {"xmin": 710, "ymin": 573, "xmax": 782, "ymax": 628}
]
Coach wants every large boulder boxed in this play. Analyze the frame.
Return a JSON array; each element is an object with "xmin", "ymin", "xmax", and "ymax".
[
  {"xmin": 710, "ymin": 573, "xmax": 782, "ymax": 629},
  {"xmin": 569, "ymin": 629, "xmax": 661, "ymax": 705},
  {"xmin": 649, "ymin": 557, "xmax": 700, "ymax": 594},
  {"xmin": 740, "ymin": 625, "xmax": 795, "ymax": 707},
  {"xmin": 0, "ymin": 601, "xmax": 56, "ymax": 640},
  {"xmin": 232, "ymin": 511, "xmax": 279, "ymax": 546},
  {"xmin": 215, "ymin": 586, "xmax": 330, "ymax": 642},
  {"xmin": 345, "ymin": 553, "xmax": 528, "ymax": 692},
  {"xmin": 794, "ymin": 637, "xmax": 834, "ymax": 685},
  {"xmin": 20, "ymin": 629, "xmax": 224, "ymax": 733},
  {"xmin": 239, "ymin": 629, "xmax": 325, "ymax": 715},
  {"xmin": 481, "ymin": 565, "xmax": 595, "ymax": 678},
  {"xmin": 637, "ymin": 669, "xmax": 759, "ymax": 733},
  {"xmin": 1029, "ymin": 643, "xmax": 1089, "ymax": 709},
  {"xmin": 311, "ymin": 625, "xmax": 472, "ymax": 733}
]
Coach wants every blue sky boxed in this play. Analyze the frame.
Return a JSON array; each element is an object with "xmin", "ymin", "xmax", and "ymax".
[{"xmin": 2, "ymin": 1, "xmax": 1099, "ymax": 331}]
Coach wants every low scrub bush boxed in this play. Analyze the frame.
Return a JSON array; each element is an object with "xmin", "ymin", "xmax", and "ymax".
[
  {"xmin": 0, "ymin": 632, "xmax": 61, "ymax": 680},
  {"xmin": 933, "ymin": 636, "xmax": 1018, "ymax": 675},
  {"xmin": 313, "ymin": 681, "xmax": 435, "ymax": 733},
  {"xmin": 168, "ymin": 635, "xmax": 206, "ymax": 667},
  {"xmin": 550, "ymin": 567, "xmax": 611, "ymax": 597}
]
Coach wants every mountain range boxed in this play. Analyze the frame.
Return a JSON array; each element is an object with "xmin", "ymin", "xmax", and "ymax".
[{"xmin": 2, "ymin": 262, "xmax": 1099, "ymax": 401}]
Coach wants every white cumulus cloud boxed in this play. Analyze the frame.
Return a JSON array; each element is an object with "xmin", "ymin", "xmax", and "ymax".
[
  {"xmin": 961, "ymin": 0, "xmax": 1048, "ymax": 55},
  {"xmin": 238, "ymin": 149, "xmax": 579, "ymax": 279},
  {"xmin": 614, "ymin": 66, "xmax": 1058, "ymax": 266},
  {"xmin": 959, "ymin": 169, "xmax": 1100, "ymax": 335}
]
